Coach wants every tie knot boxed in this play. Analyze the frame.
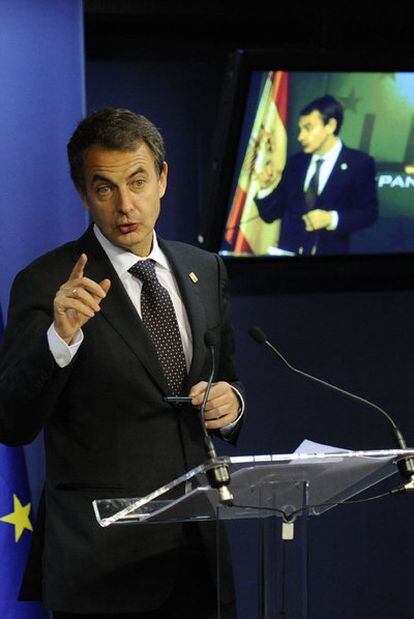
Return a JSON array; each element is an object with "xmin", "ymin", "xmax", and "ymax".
[{"xmin": 129, "ymin": 260, "xmax": 157, "ymax": 285}]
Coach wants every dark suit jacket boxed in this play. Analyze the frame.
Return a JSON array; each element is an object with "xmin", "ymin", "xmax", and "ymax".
[
  {"xmin": 0, "ymin": 226, "xmax": 243, "ymax": 613},
  {"xmin": 257, "ymin": 144, "xmax": 378, "ymax": 255}
]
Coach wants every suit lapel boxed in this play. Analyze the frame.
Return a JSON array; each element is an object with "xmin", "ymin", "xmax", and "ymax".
[
  {"xmin": 317, "ymin": 145, "xmax": 349, "ymax": 202},
  {"xmin": 75, "ymin": 227, "xmax": 170, "ymax": 394},
  {"xmin": 296, "ymin": 154, "xmax": 311, "ymax": 211}
]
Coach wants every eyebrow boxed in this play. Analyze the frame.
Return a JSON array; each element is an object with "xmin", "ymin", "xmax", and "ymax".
[{"xmin": 91, "ymin": 167, "xmax": 149, "ymax": 186}]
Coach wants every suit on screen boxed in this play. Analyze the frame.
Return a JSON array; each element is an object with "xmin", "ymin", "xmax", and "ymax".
[{"xmin": 257, "ymin": 144, "xmax": 378, "ymax": 255}]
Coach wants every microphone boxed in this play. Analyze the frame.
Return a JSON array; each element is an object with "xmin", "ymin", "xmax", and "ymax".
[
  {"xmin": 248, "ymin": 326, "xmax": 414, "ymax": 489},
  {"xmin": 198, "ymin": 332, "xmax": 217, "ymax": 455},
  {"xmin": 199, "ymin": 331, "xmax": 233, "ymax": 505}
]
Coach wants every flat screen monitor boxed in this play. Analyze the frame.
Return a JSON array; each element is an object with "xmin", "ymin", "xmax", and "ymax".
[{"xmin": 200, "ymin": 49, "xmax": 414, "ymax": 274}]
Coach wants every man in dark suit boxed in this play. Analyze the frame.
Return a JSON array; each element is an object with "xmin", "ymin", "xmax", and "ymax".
[
  {"xmin": 0, "ymin": 108, "xmax": 244, "ymax": 618},
  {"xmin": 257, "ymin": 95, "xmax": 378, "ymax": 255}
]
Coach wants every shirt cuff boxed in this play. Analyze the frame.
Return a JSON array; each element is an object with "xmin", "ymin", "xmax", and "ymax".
[
  {"xmin": 47, "ymin": 323, "xmax": 84, "ymax": 368},
  {"xmin": 220, "ymin": 385, "xmax": 245, "ymax": 437},
  {"xmin": 327, "ymin": 211, "xmax": 339, "ymax": 230}
]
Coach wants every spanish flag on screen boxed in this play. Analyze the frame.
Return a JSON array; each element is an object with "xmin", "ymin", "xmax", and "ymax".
[
  {"xmin": 224, "ymin": 70, "xmax": 289, "ymax": 255},
  {"xmin": 0, "ymin": 307, "xmax": 47, "ymax": 618}
]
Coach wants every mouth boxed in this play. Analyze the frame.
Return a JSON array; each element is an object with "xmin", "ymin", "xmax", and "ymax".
[{"xmin": 118, "ymin": 223, "xmax": 139, "ymax": 234}]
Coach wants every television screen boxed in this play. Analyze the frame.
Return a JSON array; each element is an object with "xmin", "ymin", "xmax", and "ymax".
[{"xmin": 202, "ymin": 51, "xmax": 414, "ymax": 261}]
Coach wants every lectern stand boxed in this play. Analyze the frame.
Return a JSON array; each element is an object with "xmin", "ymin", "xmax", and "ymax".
[{"xmin": 93, "ymin": 449, "xmax": 414, "ymax": 618}]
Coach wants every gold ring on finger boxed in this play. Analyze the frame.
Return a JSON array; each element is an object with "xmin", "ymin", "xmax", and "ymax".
[{"xmin": 72, "ymin": 288, "xmax": 78, "ymax": 296}]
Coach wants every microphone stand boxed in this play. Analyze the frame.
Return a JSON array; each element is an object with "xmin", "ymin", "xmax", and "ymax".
[
  {"xmin": 199, "ymin": 336, "xmax": 234, "ymax": 505},
  {"xmin": 249, "ymin": 326, "xmax": 414, "ymax": 490}
]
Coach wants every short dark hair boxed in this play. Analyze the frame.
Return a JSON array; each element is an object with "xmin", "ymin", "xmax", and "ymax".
[
  {"xmin": 300, "ymin": 95, "xmax": 344, "ymax": 135},
  {"xmin": 67, "ymin": 107, "xmax": 165, "ymax": 191}
]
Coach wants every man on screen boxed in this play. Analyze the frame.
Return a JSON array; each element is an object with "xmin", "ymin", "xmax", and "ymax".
[
  {"xmin": 0, "ymin": 108, "xmax": 244, "ymax": 618},
  {"xmin": 256, "ymin": 94, "xmax": 378, "ymax": 255}
]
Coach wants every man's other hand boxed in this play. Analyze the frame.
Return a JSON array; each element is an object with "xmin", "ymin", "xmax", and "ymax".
[
  {"xmin": 189, "ymin": 381, "xmax": 239, "ymax": 430},
  {"xmin": 302, "ymin": 209, "xmax": 333, "ymax": 231}
]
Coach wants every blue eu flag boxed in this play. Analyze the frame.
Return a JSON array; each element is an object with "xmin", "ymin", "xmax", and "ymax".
[{"xmin": 0, "ymin": 307, "xmax": 48, "ymax": 617}]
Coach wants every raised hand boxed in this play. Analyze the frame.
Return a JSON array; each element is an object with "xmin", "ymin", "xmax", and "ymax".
[{"xmin": 53, "ymin": 254, "xmax": 111, "ymax": 344}]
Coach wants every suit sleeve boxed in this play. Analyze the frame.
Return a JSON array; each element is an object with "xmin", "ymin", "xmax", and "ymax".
[
  {"xmin": 214, "ymin": 254, "xmax": 245, "ymax": 443},
  {"xmin": 255, "ymin": 168, "xmax": 289, "ymax": 223},
  {"xmin": 0, "ymin": 267, "xmax": 75, "ymax": 446}
]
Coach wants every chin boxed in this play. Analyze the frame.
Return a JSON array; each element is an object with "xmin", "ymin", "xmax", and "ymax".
[{"xmin": 109, "ymin": 233, "xmax": 136, "ymax": 249}]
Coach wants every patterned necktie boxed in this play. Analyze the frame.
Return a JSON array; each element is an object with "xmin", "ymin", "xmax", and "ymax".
[
  {"xmin": 129, "ymin": 260, "xmax": 187, "ymax": 396},
  {"xmin": 305, "ymin": 158, "xmax": 324, "ymax": 211}
]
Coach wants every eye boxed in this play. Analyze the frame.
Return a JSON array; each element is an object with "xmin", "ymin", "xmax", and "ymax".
[
  {"xmin": 96, "ymin": 185, "xmax": 113, "ymax": 198},
  {"xmin": 130, "ymin": 178, "xmax": 145, "ymax": 192}
]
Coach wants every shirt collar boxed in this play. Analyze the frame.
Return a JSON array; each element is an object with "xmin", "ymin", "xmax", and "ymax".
[
  {"xmin": 93, "ymin": 224, "xmax": 170, "ymax": 280},
  {"xmin": 311, "ymin": 139, "xmax": 343, "ymax": 165}
]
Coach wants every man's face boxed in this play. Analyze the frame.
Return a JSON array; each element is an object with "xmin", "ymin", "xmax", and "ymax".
[
  {"xmin": 297, "ymin": 110, "xmax": 337, "ymax": 156},
  {"xmin": 79, "ymin": 142, "xmax": 167, "ymax": 256}
]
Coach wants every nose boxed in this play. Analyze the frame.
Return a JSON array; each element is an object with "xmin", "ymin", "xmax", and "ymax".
[{"xmin": 116, "ymin": 187, "xmax": 134, "ymax": 214}]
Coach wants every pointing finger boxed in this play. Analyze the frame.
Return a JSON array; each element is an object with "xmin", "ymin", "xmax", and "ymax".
[{"xmin": 68, "ymin": 253, "xmax": 88, "ymax": 281}]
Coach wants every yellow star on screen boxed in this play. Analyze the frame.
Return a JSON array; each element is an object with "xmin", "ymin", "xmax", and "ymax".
[{"xmin": 0, "ymin": 493, "xmax": 33, "ymax": 542}]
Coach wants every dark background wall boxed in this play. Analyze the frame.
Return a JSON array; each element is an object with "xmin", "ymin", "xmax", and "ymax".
[
  {"xmin": 83, "ymin": 2, "xmax": 414, "ymax": 618},
  {"xmin": 50, "ymin": 2, "xmax": 414, "ymax": 617}
]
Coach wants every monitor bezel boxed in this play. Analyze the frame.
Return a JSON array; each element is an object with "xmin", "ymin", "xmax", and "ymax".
[{"xmin": 199, "ymin": 48, "xmax": 414, "ymax": 292}]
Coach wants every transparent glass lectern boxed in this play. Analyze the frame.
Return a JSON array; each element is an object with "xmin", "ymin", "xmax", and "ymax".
[{"xmin": 93, "ymin": 449, "xmax": 414, "ymax": 619}]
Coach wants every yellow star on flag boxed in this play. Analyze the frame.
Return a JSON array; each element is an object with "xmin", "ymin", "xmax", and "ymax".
[{"xmin": 0, "ymin": 493, "xmax": 33, "ymax": 542}]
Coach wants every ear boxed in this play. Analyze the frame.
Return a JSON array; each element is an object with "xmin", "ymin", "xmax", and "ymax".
[
  {"xmin": 327, "ymin": 118, "xmax": 338, "ymax": 135},
  {"xmin": 158, "ymin": 161, "xmax": 168, "ymax": 198}
]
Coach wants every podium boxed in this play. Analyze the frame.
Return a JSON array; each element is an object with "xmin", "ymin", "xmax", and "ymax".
[{"xmin": 93, "ymin": 449, "xmax": 414, "ymax": 618}]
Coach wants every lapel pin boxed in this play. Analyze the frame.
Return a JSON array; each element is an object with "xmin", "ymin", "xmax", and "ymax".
[
  {"xmin": 189, "ymin": 271, "xmax": 199, "ymax": 284},
  {"xmin": 340, "ymin": 163, "xmax": 348, "ymax": 171}
]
